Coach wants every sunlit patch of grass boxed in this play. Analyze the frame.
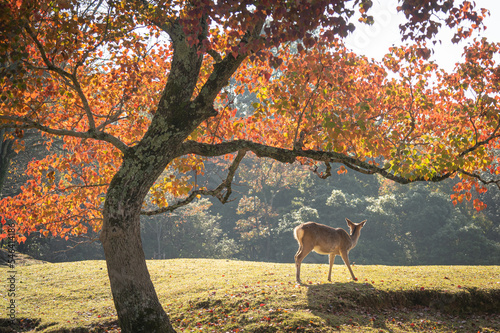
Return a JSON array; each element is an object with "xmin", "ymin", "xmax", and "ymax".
[{"xmin": 0, "ymin": 259, "xmax": 499, "ymax": 332}]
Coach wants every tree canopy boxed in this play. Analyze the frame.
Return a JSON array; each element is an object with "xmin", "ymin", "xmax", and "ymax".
[
  {"xmin": 0, "ymin": 0, "xmax": 499, "ymax": 332},
  {"xmin": 1, "ymin": 0, "xmax": 498, "ymax": 241}
]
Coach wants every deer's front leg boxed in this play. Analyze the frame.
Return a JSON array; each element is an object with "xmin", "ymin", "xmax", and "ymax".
[
  {"xmin": 340, "ymin": 249, "xmax": 357, "ymax": 281},
  {"xmin": 328, "ymin": 253, "xmax": 335, "ymax": 282}
]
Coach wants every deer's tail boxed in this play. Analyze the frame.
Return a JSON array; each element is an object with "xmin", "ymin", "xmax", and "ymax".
[{"xmin": 293, "ymin": 225, "xmax": 304, "ymax": 243}]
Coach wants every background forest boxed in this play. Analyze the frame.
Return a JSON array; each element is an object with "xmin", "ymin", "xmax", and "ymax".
[{"xmin": 2, "ymin": 130, "xmax": 499, "ymax": 265}]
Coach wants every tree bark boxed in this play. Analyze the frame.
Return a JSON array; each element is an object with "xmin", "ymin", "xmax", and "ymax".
[
  {"xmin": 101, "ymin": 207, "xmax": 174, "ymax": 332},
  {"xmin": 100, "ymin": 149, "xmax": 177, "ymax": 332}
]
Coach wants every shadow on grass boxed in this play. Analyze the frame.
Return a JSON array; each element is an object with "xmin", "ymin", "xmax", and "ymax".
[
  {"xmin": 0, "ymin": 318, "xmax": 42, "ymax": 333},
  {"xmin": 307, "ymin": 282, "xmax": 500, "ymax": 314},
  {"xmin": 0, "ymin": 318, "xmax": 119, "ymax": 333},
  {"xmin": 305, "ymin": 282, "xmax": 500, "ymax": 332}
]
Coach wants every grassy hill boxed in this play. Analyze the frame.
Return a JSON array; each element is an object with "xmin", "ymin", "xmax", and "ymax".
[{"xmin": 1, "ymin": 259, "xmax": 499, "ymax": 332}]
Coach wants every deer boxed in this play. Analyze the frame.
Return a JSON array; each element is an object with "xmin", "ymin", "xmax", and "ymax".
[{"xmin": 293, "ymin": 218, "xmax": 366, "ymax": 284}]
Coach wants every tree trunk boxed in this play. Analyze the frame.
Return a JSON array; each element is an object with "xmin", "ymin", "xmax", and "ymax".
[
  {"xmin": 97, "ymin": 15, "xmax": 250, "ymax": 331},
  {"xmin": 99, "ymin": 88, "xmax": 211, "ymax": 331},
  {"xmin": 100, "ymin": 154, "xmax": 177, "ymax": 332},
  {"xmin": 101, "ymin": 209, "xmax": 174, "ymax": 332},
  {"xmin": 99, "ymin": 127, "xmax": 186, "ymax": 332}
]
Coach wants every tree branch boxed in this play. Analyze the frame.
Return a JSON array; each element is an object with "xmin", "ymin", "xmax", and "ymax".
[
  {"xmin": 311, "ymin": 162, "xmax": 332, "ymax": 179},
  {"xmin": 141, "ymin": 150, "xmax": 246, "ymax": 215},
  {"xmin": 0, "ymin": 115, "xmax": 128, "ymax": 153},
  {"xmin": 193, "ymin": 19, "xmax": 266, "ymax": 116},
  {"xmin": 458, "ymin": 168, "xmax": 500, "ymax": 190},
  {"xmin": 293, "ymin": 72, "xmax": 322, "ymax": 149},
  {"xmin": 179, "ymin": 139, "xmax": 459, "ymax": 185},
  {"xmin": 24, "ymin": 24, "xmax": 97, "ymax": 131},
  {"xmin": 207, "ymin": 49, "xmax": 223, "ymax": 63},
  {"xmin": 458, "ymin": 115, "xmax": 500, "ymax": 158}
]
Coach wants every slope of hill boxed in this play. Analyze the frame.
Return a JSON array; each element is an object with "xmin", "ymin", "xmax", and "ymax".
[{"xmin": 0, "ymin": 248, "xmax": 46, "ymax": 267}]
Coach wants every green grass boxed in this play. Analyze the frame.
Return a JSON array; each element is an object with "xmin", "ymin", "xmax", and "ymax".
[{"xmin": 1, "ymin": 259, "xmax": 499, "ymax": 332}]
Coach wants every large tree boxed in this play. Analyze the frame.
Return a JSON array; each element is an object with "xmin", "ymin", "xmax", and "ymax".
[{"xmin": 1, "ymin": 0, "xmax": 499, "ymax": 332}]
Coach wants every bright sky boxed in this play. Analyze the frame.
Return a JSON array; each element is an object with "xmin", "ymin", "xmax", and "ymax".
[{"xmin": 344, "ymin": 0, "xmax": 500, "ymax": 71}]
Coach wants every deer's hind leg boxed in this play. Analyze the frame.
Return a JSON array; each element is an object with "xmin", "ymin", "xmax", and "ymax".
[{"xmin": 295, "ymin": 242, "xmax": 313, "ymax": 284}]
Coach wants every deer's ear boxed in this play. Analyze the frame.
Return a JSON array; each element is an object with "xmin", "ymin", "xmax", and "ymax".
[
  {"xmin": 345, "ymin": 218, "xmax": 353, "ymax": 226},
  {"xmin": 359, "ymin": 220, "xmax": 367, "ymax": 227}
]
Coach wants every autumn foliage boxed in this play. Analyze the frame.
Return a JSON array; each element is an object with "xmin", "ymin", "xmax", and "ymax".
[{"xmin": 1, "ymin": 0, "xmax": 499, "ymax": 242}]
